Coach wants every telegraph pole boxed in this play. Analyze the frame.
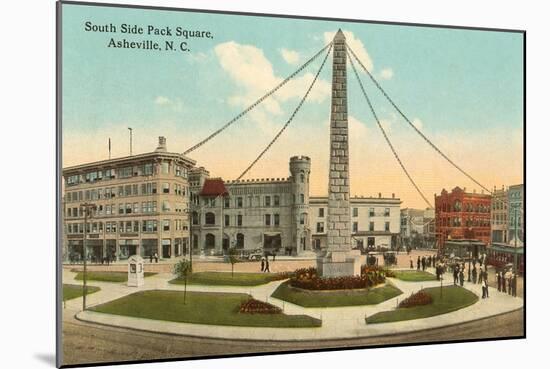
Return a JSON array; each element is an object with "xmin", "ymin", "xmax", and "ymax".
[{"xmin": 81, "ymin": 202, "xmax": 97, "ymax": 311}]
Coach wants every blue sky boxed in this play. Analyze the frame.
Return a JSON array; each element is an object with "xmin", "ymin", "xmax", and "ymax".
[{"xmin": 62, "ymin": 3, "xmax": 524, "ymax": 208}]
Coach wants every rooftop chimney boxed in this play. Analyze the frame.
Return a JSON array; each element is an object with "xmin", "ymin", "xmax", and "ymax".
[
  {"xmin": 155, "ymin": 136, "xmax": 167, "ymax": 152},
  {"xmin": 378, "ymin": 192, "xmax": 382, "ymax": 198},
  {"xmin": 392, "ymin": 193, "xmax": 395, "ymax": 198}
]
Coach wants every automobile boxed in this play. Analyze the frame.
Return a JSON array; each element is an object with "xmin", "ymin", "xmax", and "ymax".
[
  {"xmin": 247, "ymin": 249, "xmax": 264, "ymax": 261},
  {"xmin": 383, "ymin": 251, "xmax": 397, "ymax": 266}
]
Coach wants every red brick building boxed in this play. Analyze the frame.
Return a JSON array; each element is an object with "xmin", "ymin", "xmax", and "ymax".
[{"xmin": 435, "ymin": 187, "xmax": 491, "ymax": 251}]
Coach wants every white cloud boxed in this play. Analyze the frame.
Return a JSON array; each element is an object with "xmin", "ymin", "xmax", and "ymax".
[
  {"xmin": 214, "ymin": 41, "xmax": 331, "ymax": 118},
  {"xmin": 412, "ymin": 118, "xmax": 423, "ymax": 130},
  {"xmin": 324, "ymin": 30, "xmax": 373, "ymax": 72},
  {"xmin": 379, "ymin": 67, "xmax": 394, "ymax": 80},
  {"xmin": 155, "ymin": 96, "xmax": 171, "ymax": 105},
  {"xmin": 280, "ymin": 48, "xmax": 300, "ymax": 65},
  {"xmin": 154, "ymin": 96, "xmax": 183, "ymax": 112}
]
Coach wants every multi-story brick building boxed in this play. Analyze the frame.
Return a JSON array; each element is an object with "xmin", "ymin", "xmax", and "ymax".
[
  {"xmin": 62, "ymin": 137, "xmax": 195, "ymax": 262},
  {"xmin": 491, "ymin": 186, "xmax": 509, "ymax": 243},
  {"xmin": 435, "ymin": 187, "xmax": 491, "ymax": 250}
]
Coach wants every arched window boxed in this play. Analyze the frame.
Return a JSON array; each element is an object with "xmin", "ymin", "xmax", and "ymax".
[
  {"xmin": 236, "ymin": 233, "xmax": 244, "ymax": 249},
  {"xmin": 205, "ymin": 212, "xmax": 215, "ymax": 225},
  {"xmin": 205, "ymin": 233, "xmax": 215, "ymax": 249},
  {"xmin": 192, "ymin": 211, "xmax": 198, "ymax": 225},
  {"xmin": 300, "ymin": 212, "xmax": 308, "ymax": 225},
  {"xmin": 300, "ymin": 172, "xmax": 305, "ymax": 183}
]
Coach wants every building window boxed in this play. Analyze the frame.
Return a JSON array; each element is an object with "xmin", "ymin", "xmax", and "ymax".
[
  {"xmin": 192, "ymin": 211, "xmax": 198, "ymax": 225},
  {"xmin": 274, "ymin": 195, "xmax": 280, "ymax": 206},
  {"xmin": 163, "ymin": 220, "xmax": 170, "ymax": 231},
  {"xmin": 384, "ymin": 208, "xmax": 390, "ymax": 217},
  {"xmin": 161, "ymin": 162, "xmax": 169, "ymax": 174},
  {"xmin": 369, "ymin": 208, "xmax": 375, "ymax": 217},
  {"xmin": 162, "ymin": 201, "xmax": 171, "ymax": 212},
  {"xmin": 205, "ymin": 212, "xmax": 215, "ymax": 225},
  {"xmin": 274, "ymin": 214, "xmax": 280, "ymax": 226},
  {"xmin": 317, "ymin": 222, "xmax": 324, "ymax": 233},
  {"xmin": 353, "ymin": 222, "xmax": 358, "ymax": 233},
  {"xmin": 300, "ymin": 173, "xmax": 305, "ymax": 183},
  {"xmin": 369, "ymin": 222, "xmax": 374, "ymax": 231},
  {"xmin": 265, "ymin": 196, "xmax": 271, "ymax": 207},
  {"xmin": 300, "ymin": 213, "xmax": 307, "ymax": 225},
  {"xmin": 224, "ymin": 214, "xmax": 230, "ymax": 227},
  {"xmin": 318, "ymin": 208, "xmax": 324, "ymax": 217},
  {"xmin": 353, "ymin": 208, "xmax": 358, "ymax": 217},
  {"xmin": 385, "ymin": 221, "xmax": 390, "ymax": 232},
  {"xmin": 265, "ymin": 214, "xmax": 271, "ymax": 226},
  {"xmin": 300, "ymin": 194, "xmax": 305, "ymax": 204},
  {"xmin": 224, "ymin": 197, "xmax": 230, "ymax": 208},
  {"xmin": 236, "ymin": 233, "xmax": 244, "ymax": 249},
  {"xmin": 237, "ymin": 197, "xmax": 243, "ymax": 208},
  {"xmin": 162, "ymin": 183, "xmax": 170, "ymax": 194},
  {"xmin": 237, "ymin": 214, "xmax": 243, "ymax": 226}
]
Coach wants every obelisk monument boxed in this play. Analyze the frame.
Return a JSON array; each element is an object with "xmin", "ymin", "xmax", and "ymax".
[{"xmin": 317, "ymin": 29, "xmax": 362, "ymax": 277}]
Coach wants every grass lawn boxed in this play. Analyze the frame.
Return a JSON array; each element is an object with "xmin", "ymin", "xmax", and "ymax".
[
  {"xmin": 63, "ymin": 284, "xmax": 100, "ymax": 300},
  {"xmin": 366, "ymin": 285, "xmax": 478, "ymax": 324},
  {"xmin": 90, "ymin": 290, "xmax": 321, "ymax": 328},
  {"xmin": 271, "ymin": 281, "xmax": 402, "ymax": 308},
  {"xmin": 393, "ymin": 270, "xmax": 437, "ymax": 282},
  {"xmin": 169, "ymin": 272, "xmax": 284, "ymax": 286},
  {"xmin": 74, "ymin": 271, "xmax": 157, "ymax": 283}
]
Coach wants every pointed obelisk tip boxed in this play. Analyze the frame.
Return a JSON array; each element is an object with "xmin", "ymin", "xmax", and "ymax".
[{"xmin": 334, "ymin": 29, "xmax": 345, "ymax": 41}]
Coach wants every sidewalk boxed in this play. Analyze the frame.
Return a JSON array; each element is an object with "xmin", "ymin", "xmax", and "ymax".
[{"xmin": 67, "ymin": 268, "xmax": 523, "ymax": 341}]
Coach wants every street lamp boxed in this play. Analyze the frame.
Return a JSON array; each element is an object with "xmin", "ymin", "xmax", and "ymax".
[{"xmin": 80, "ymin": 202, "xmax": 97, "ymax": 311}]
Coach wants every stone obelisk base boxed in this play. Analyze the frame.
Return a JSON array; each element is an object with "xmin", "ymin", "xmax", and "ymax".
[{"xmin": 317, "ymin": 250, "xmax": 363, "ymax": 277}]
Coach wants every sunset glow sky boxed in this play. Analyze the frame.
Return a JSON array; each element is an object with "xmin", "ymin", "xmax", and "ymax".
[{"xmin": 62, "ymin": 4, "xmax": 524, "ymax": 209}]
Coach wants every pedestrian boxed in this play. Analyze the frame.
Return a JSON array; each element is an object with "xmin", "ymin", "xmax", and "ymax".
[
  {"xmin": 512, "ymin": 273, "xmax": 517, "ymax": 297},
  {"xmin": 421, "ymin": 256, "xmax": 426, "ymax": 271},
  {"xmin": 409, "ymin": 257, "xmax": 413, "ymax": 269},
  {"xmin": 417, "ymin": 256, "xmax": 421, "ymax": 270},
  {"xmin": 260, "ymin": 257, "xmax": 265, "ymax": 272},
  {"xmin": 149, "ymin": 254, "xmax": 153, "ymax": 263},
  {"xmin": 508, "ymin": 274, "xmax": 512, "ymax": 295},
  {"xmin": 482, "ymin": 278, "xmax": 489, "ymax": 299},
  {"xmin": 264, "ymin": 258, "xmax": 270, "ymax": 273},
  {"xmin": 453, "ymin": 266, "xmax": 458, "ymax": 285},
  {"xmin": 154, "ymin": 252, "xmax": 158, "ymax": 263},
  {"xmin": 459, "ymin": 269, "xmax": 465, "ymax": 287},
  {"xmin": 472, "ymin": 266, "xmax": 477, "ymax": 284},
  {"xmin": 478, "ymin": 267, "xmax": 483, "ymax": 284},
  {"xmin": 497, "ymin": 271, "xmax": 502, "ymax": 292},
  {"xmin": 502, "ymin": 272, "xmax": 508, "ymax": 293}
]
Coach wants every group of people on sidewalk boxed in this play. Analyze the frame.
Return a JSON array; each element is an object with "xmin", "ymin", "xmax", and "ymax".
[
  {"xmin": 497, "ymin": 270, "xmax": 518, "ymax": 297},
  {"xmin": 410, "ymin": 255, "xmax": 435, "ymax": 271}
]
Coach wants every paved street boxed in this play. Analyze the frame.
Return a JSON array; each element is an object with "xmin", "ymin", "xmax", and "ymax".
[{"xmin": 62, "ymin": 309, "xmax": 524, "ymax": 366}]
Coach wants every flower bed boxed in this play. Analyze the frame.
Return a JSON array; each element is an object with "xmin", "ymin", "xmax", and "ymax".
[
  {"xmin": 288, "ymin": 266, "xmax": 390, "ymax": 291},
  {"xmin": 239, "ymin": 298, "xmax": 282, "ymax": 314},
  {"xmin": 398, "ymin": 291, "xmax": 433, "ymax": 308}
]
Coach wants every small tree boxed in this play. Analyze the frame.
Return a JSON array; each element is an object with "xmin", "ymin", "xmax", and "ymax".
[
  {"xmin": 173, "ymin": 259, "xmax": 192, "ymax": 304},
  {"xmin": 228, "ymin": 247, "xmax": 240, "ymax": 277}
]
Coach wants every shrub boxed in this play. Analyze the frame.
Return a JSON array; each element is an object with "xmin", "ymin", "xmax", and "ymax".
[
  {"xmin": 398, "ymin": 291, "xmax": 433, "ymax": 308},
  {"xmin": 239, "ymin": 298, "xmax": 282, "ymax": 314}
]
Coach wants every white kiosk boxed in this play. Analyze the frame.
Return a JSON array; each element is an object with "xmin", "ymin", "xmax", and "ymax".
[{"xmin": 127, "ymin": 255, "xmax": 144, "ymax": 287}]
